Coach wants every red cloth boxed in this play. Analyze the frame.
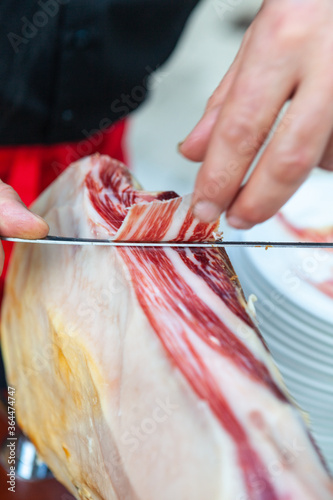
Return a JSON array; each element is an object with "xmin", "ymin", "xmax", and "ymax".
[{"xmin": 0, "ymin": 119, "xmax": 128, "ymax": 300}]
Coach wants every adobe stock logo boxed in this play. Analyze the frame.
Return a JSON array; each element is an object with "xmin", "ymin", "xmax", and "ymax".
[{"xmin": 7, "ymin": 0, "xmax": 69, "ymax": 54}]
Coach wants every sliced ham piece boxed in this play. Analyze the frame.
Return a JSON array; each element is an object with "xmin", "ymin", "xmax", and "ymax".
[{"xmin": 1, "ymin": 154, "xmax": 332, "ymax": 500}]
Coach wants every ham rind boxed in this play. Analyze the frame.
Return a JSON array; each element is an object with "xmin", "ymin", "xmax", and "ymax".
[{"xmin": 1, "ymin": 154, "xmax": 332, "ymax": 500}]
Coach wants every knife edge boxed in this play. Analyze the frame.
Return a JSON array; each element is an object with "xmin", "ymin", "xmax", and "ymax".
[{"xmin": 0, "ymin": 236, "xmax": 332, "ymax": 248}]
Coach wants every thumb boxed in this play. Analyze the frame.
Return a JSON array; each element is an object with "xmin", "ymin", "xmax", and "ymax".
[{"xmin": 0, "ymin": 181, "xmax": 49, "ymax": 239}]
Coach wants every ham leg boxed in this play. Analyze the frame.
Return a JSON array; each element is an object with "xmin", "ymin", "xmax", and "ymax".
[{"xmin": 1, "ymin": 154, "xmax": 332, "ymax": 500}]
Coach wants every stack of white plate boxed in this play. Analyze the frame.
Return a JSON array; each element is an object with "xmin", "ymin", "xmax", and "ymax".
[{"xmin": 227, "ymin": 172, "xmax": 333, "ymax": 470}]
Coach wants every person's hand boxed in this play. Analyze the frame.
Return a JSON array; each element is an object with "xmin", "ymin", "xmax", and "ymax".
[
  {"xmin": 0, "ymin": 180, "xmax": 49, "ymax": 274},
  {"xmin": 179, "ymin": 0, "xmax": 333, "ymax": 228}
]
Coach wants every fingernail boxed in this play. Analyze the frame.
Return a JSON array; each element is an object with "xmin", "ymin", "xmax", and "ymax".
[
  {"xmin": 30, "ymin": 212, "xmax": 48, "ymax": 225},
  {"xmin": 27, "ymin": 211, "xmax": 49, "ymax": 237},
  {"xmin": 177, "ymin": 140, "xmax": 185, "ymax": 153},
  {"xmin": 193, "ymin": 200, "xmax": 221, "ymax": 223},
  {"xmin": 227, "ymin": 215, "xmax": 253, "ymax": 229}
]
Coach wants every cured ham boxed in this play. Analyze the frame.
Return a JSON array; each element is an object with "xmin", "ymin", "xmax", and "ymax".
[{"xmin": 1, "ymin": 154, "xmax": 332, "ymax": 500}]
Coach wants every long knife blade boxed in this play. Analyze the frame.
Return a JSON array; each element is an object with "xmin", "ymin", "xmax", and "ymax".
[{"xmin": 0, "ymin": 236, "xmax": 332, "ymax": 248}]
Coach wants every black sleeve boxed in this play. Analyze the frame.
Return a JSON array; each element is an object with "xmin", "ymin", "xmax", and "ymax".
[{"xmin": 0, "ymin": 0, "xmax": 200, "ymax": 145}]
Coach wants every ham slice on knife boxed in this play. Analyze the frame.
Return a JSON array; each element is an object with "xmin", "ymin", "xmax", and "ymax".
[{"xmin": 1, "ymin": 154, "xmax": 332, "ymax": 500}]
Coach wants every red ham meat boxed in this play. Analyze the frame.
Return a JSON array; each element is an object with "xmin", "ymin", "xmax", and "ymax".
[{"xmin": 1, "ymin": 154, "xmax": 332, "ymax": 500}]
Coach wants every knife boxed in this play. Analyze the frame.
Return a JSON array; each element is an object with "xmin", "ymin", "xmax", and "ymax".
[{"xmin": 0, "ymin": 236, "xmax": 332, "ymax": 248}]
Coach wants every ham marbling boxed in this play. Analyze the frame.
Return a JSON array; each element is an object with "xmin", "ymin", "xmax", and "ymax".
[{"xmin": 1, "ymin": 154, "xmax": 332, "ymax": 500}]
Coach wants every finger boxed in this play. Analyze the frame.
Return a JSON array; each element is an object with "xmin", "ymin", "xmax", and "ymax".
[
  {"xmin": 0, "ymin": 181, "xmax": 49, "ymax": 239},
  {"xmin": 191, "ymin": 52, "xmax": 298, "ymax": 222},
  {"xmin": 226, "ymin": 77, "xmax": 333, "ymax": 229},
  {"xmin": 318, "ymin": 133, "xmax": 333, "ymax": 171},
  {"xmin": 179, "ymin": 26, "xmax": 253, "ymax": 162}
]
